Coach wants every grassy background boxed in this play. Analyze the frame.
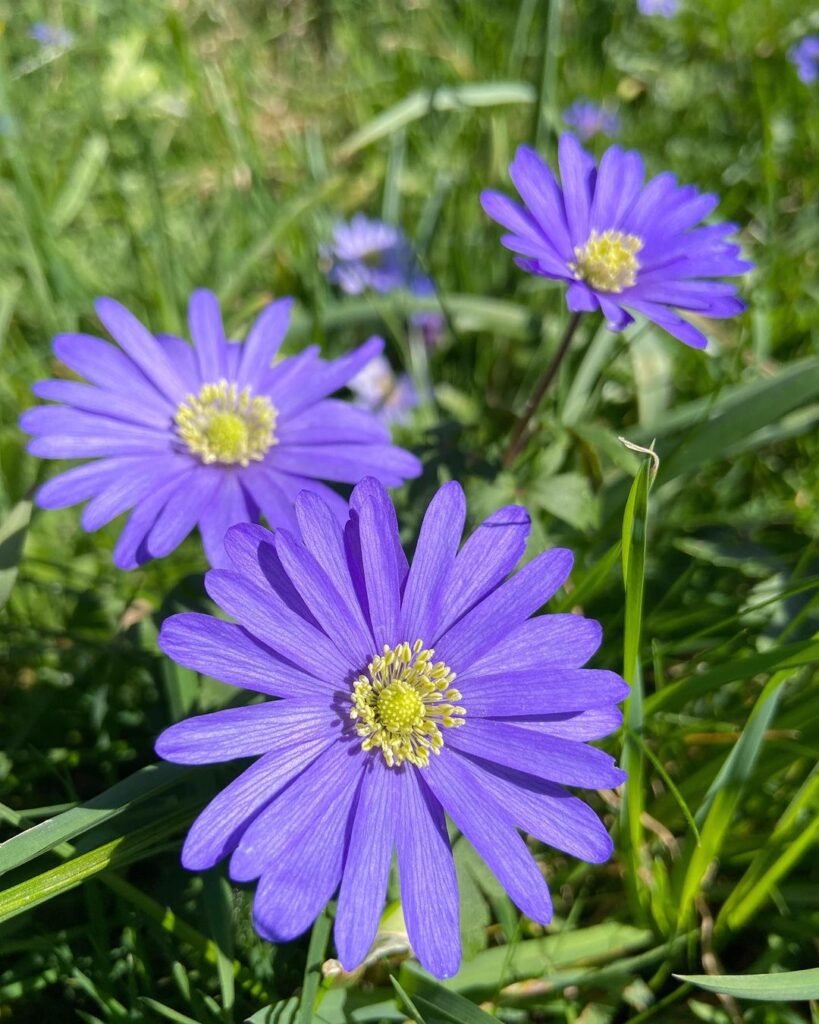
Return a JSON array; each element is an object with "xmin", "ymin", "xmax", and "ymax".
[{"xmin": 1, "ymin": 1, "xmax": 818, "ymax": 1021}]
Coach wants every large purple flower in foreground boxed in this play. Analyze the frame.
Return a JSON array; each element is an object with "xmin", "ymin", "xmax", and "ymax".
[
  {"xmin": 22, "ymin": 292, "xmax": 420, "ymax": 568},
  {"xmin": 155, "ymin": 479, "xmax": 627, "ymax": 978},
  {"xmin": 481, "ymin": 135, "xmax": 752, "ymax": 349}
]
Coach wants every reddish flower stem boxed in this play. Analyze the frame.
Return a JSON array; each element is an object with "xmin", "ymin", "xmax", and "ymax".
[{"xmin": 502, "ymin": 312, "xmax": 583, "ymax": 470}]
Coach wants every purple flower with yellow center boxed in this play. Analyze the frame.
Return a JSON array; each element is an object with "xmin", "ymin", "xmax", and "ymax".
[
  {"xmin": 155, "ymin": 478, "xmax": 628, "ymax": 978},
  {"xmin": 481, "ymin": 135, "xmax": 752, "ymax": 349},
  {"xmin": 563, "ymin": 100, "xmax": 620, "ymax": 142},
  {"xmin": 22, "ymin": 291, "xmax": 421, "ymax": 569},
  {"xmin": 788, "ymin": 36, "xmax": 819, "ymax": 85},
  {"xmin": 323, "ymin": 215, "xmax": 413, "ymax": 296}
]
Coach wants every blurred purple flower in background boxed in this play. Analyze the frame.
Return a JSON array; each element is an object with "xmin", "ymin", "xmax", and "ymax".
[
  {"xmin": 409, "ymin": 275, "xmax": 446, "ymax": 348},
  {"xmin": 636, "ymin": 0, "xmax": 678, "ymax": 16},
  {"xmin": 323, "ymin": 215, "xmax": 413, "ymax": 295},
  {"xmin": 155, "ymin": 478, "xmax": 627, "ymax": 977},
  {"xmin": 563, "ymin": 100, "xmax": 620, "ymax": 142},
  {"xmin": 29, "ymin": 23, "xmax": 75, "ymax": 49},
  {"xmin": 481, "ymin": 135, "xmax": 753, "ymax": 349},
  {"xmin": 22, "ymin": 291, "xmax": 420, "ymax": 568},
  {"xmin": 348, "ymin": 352, "xmax": 418, "ymax": 426},
  {"xmin": 788, "ymin": 36, "xmax": 819, "ymax": 84}
]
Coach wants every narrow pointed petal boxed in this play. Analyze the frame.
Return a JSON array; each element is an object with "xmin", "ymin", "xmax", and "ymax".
[
  {"xmin": 437, "ymin": 505, "xmax": 530, "ymax": 637},
  {"xmin": 449, "ymin": 718, "xmax": 626, "ymax": 789},
  {"xmin": 436, "ymin": 548, "xmax": 574, "ymax": 671},
  {"xmin": 295, "ymin": 490, "xmax": 374, "ymax": 645},
  {"xmin": 334, "ymin": 762, "xmax": 398, "ymax": 970},
  {"xmin": 156, "ymin": 701, "xmax": 335, "ymax": 764},
  {"xmin": 450, "ymin": 750, "xmax": 614, "ymax": 863},
  {"xmin": 395, "ymin": 771, "xmax": 460, "ymax": 979},
  {"xmin": 251, "ymin": 764, "xmax": 362, "ymax": 942},
  {"xmin": 231, "ymin": 740, "xmax": 362, "ymax": 882},
  {"xmin": 350, "ymin": 478, "xmax": 404, "ymax": 648},
  {"xmin": 275, "ymin": 528, "xmax": 373, "ymax": 663},
  {"xmin": 188, "ymin": 289, "xmax": 227, "ymax": 382},
  {"xmin": 426, "ymin": 750, "xmax": 553, "ymax": 923},
  {"xmin": 400, "ymin": 481, "xmax": 466, "ymax": 642},
  {"xmin": 238, "ymin": 297, "xmax": 293, "ymax": 387},
  {"xmin": 159, "ymin": 612, "xmax": 327, "ymax": 699},
  {"xmin": 180, "ymin": 736, "xmax": 335, "ymax": 870},
  {"xmin": 95, "ymin": 298, "xmax": 189, "ymax": 403}
]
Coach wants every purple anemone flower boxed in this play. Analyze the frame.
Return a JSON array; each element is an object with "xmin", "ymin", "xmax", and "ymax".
[
  {"xmin": 481, "ymin": 135, "xmax": 753, "ymax": 349},
  {"xmin": 348, "ymin": 353, "xmax": 418, "ymax": 427},
  {"xmin": 563, "ymin": 100, "xmax": 620, "ymax": 142},
  {"xmin": 788, "ymin": 36, "xmax": 819, "ymax": 85},
  {"xmin": 322, "ymin": 215, "xmax": 413, "ymax": 296},
  {"xmin": 154, "ymin": 478, "xmax": 628, "ymax": 978},
  {"xmin": 22, "ymin": 291, "xmax": 421, "ymax": 569},
  {"xmin": 636, "ymin": 0, "xmax": 678, "ymax": 16}
]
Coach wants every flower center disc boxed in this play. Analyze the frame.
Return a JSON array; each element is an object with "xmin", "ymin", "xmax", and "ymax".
[
  {"xmin": 350, "ymin": 640, "xmax": 466, "ymax": 768},
  {"xmin": 571, "ymin": 229, "xmax": 643, "ymax": 292},
  {"xmin": 175, "ymin": 380, "xmax": 277, "ymax": 466}
]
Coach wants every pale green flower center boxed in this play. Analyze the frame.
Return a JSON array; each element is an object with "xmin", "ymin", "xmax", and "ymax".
[
  {"xmin": 350, "ymin": 640, "xmax": 465, "ymax": 768},
  {"xmin": 571, "ymin": 229, "xmax": 643, "ymax": 292},
  {"xmin": 175, "ymin": 380, "xmax": 277, "ymax": 466}
]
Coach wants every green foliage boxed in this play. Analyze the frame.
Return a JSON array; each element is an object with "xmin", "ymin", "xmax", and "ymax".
[
  {"xmin": 1, "ymin": 0, "xmax": 817, "ymax": 1022},
  {"xmin": 677, "ymin": 968, "xmax": 819, "ymax": 1002}
]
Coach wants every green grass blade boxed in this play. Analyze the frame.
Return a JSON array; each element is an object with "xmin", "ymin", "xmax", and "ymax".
[
  {"xmin": 50, "ymin": 134, "xmax": 109, "ymax": 232},
  {"xmin": 716, "ymin": 769, "xmax": 819, "ymax": 934},
  {"xmin": 0, "ymin": 499, "xmax": 31, "ymax": 609},
  {"xmin": 620, "ymin": 456, "xmax": 652, "ymax": 917},
  {"xmin": 675, "ymin": 968, "xmax": 819, "ymax": 1001},
  {"xmin": 397, "ymin": 963, "xmax": 500, "ymax": 1024},
  {"xmin": 334, "ymin": 82, "xmax": 536, "ymax": 160},
  {"xmin": 674, "ymin": 665, "xmax": 801, "ymax": 930},
  {"xmin": 389, "ymin": 975, "xmax": 429, "ymax": 1024},
  {"xmin": 0, "ymin": 807, "xmax": 194, "ymax": 925},
  {"xmin": 443, "ymin": 923, "xmax": 653, "ymax": 998},
  {"xmin": 645, "ymin": 638, "xmax": 819, "ymax": 715},
  {"xmin": 299, "ymin": 905, "xmax": 333, "ymax": 1024},
  {"xmin": 0, "ymin": 762, "xmax": 190, "ymax": 877}
]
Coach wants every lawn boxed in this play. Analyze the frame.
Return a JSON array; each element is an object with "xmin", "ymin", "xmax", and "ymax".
[{"xmin": 1, "ymin": 1, "xmax": 818, "ymax": 1022}]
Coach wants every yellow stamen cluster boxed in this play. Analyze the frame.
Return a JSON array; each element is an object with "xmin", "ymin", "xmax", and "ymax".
[
  {"xmin": 350, "ymin": 640, "xmax": 465, "ymax": 768},
  {"xmin": 175, "ymin": 379, "xmax": 277, "ymax": 466},
  {"xmin": 570, "ymin": 229, "xmax": 643, "ymax": 293}
]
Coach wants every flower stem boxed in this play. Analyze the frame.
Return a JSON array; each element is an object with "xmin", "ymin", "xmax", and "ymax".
[{"xmin": 502, "ymin": 311, "xmax": 583, "ymax": 469}]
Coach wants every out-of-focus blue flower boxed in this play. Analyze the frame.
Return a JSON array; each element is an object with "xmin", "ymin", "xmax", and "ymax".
[
  {"xmin": 563, "ymin": 100, "xmax": 620, "ymax": 142},
  {"xmin": 155, "ymin": 478, "xmax": 627, "ymax": 978},
  {"xmin": 636, "ymin": 0, "xmax": 678, "ymax": 16},
  {"xmin": 323, "ymin": 215, "xmax": 413, "ymax": 295},
  {"xmin": 22, "ymin": 291, "xmax": 421, "ymax": 568},
  {"xmin": 481, "ymin": 135, "xmax": 753, "ymax": 349},
  {"xmin": 788, "ymin": 36, "xmax": 819, "ymax": 85},
  {"xmin": 29, "ymin": 23, "xmax": 75, "ymax": 49},
  {"xmin": 409, "ymin": 275, "xmax": 446, "ymax": 348},
  {"xmin": 348, "ymin": 353, "xmax": 418, "ymax": 426}
]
